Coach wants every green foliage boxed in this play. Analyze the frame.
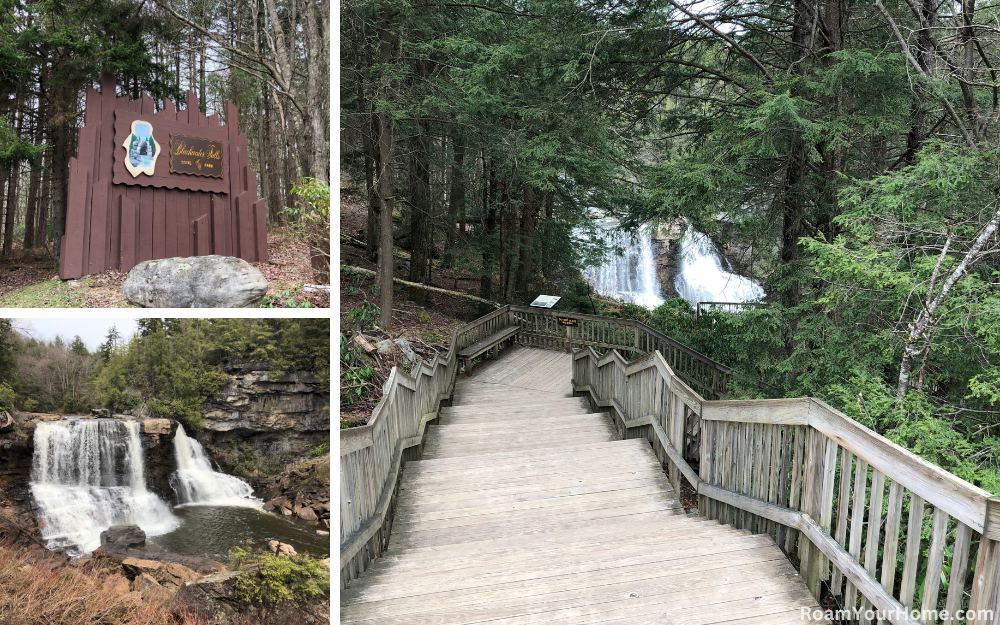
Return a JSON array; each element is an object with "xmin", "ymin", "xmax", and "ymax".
[
  {"xmin": 310, "ymin": 442, "xmax": 329, "ymax": 457},
  {"xmin": 93, "ymin": 319, "xmax": 329, "ymax": 420},
  {"xmin": 340, "ymin": 335, "xmax": 375, "ymax": 405},
  {"xmin": 228, "ymin": 542, "xmax": 330, "ymax": 607},
  {"xmin": 347, "ymin": 302, "xmax": 380, "ymax": 331},
  {"xmin": 0, "ymin": 381, "xmax": 14, "ymax": 413},
  {"xmin": 147, "ymin": 398, "xmax": 204, "ymax": 432},
  {"xmin": 283, "ymin": 178, "xmax": 331, "ymax": 270}
]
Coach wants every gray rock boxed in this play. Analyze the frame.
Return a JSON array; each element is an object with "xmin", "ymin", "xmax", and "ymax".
[
  {"xmin": 393, "ymin": 338, "xmax": 416, "ymax": 363},
  {"xmin": 100, "ymin": 524, "xmax": 146, "ymax": 547},
  {"xmin": 122, "ymin": 255, "xmax": 268, "ymax": 308},
  {"xmin": 376, "ymin": 339, "xmax": 393, "ymax": 355}
]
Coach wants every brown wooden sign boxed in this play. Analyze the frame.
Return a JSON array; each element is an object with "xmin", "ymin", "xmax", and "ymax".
[
  {"xmin": 169, "ymin": 134, "xmax": 224, "ymax": 178},
  {"xmin": 60, "ymin": 72, "xmax": 267, "ymax": 279},
  {"xmin": 557, "ymin": 317, "xmax": 579, "ymax": 327}
]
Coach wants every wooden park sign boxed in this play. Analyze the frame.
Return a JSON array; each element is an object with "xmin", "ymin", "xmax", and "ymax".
[{"xmin": 59, "ymin": 72, "xmax": 268, "ymax": 279}]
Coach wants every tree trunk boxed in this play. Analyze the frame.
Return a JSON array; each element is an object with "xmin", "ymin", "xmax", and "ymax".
[
  {"xmin": 23, "ymin": 156, "xmax": 39, "ymax": 250},
  {"xmin": 360, "ymin": 74, "xmax": 380, "ymax": 261},
  {"xmin": 905, "ymin": 0, "xmax": 938, "ymax": 161},
  {"xmin": 515, "ymin": 184, "xmax": 538, "ymax": 297},
  {"xmin": 445, "ymin": 133, "xmax": 465, "ymax": 266},
  {"xmin": 35, "ymin": 138, "xmax": 51, "ymax": 249},
  {"xmin": 4, "ymin": 161, "xmax": 21, "ymax": 258},
  {"xmin": 407, "ymin": 122, "xmax": 431, "ymax": 305},
  {"xmin": 480, "ymin": 156, "xmax": 497, "ymax": 302},
  {"xmin": 377, "ymin": 7, "xmax": 396, "ymax": 330},
  {"xmin": 51, "ymin": 91, "xmax": 69, "ymax": 265}
]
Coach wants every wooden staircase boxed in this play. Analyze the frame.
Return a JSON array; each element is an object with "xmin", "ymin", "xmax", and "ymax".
[{"xmin": 341, "ymin": 348, "xmax": 823, "ymax": 624}]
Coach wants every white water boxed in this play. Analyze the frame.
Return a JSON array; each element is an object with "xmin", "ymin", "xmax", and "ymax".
[
  {"xmin": 673, "ymin": 224, "xmax": 764, "ymax": 305},
  {"xmin": 30, "ymin": 419, "xmax": 179, "ymax": 556},
  {"xmin": 581, "ymin": 218, "xmax": 665, "ymax": 309},
  {"xmin": 171, "ymin": 425, "xmax": 260, "ymax": 508}
]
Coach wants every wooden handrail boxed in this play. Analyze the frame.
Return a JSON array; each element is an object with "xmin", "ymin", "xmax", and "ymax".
[
  {"xmin": 339, "ymin": 305, "xmax": 515, "ymax": 588},
  {"xmin": 508, "ymin": 305, "xmax": 730, "ymax": 399},
  {"xmin": 574, "ymin": 344, "xmax": 1000, "ymax": 624}
]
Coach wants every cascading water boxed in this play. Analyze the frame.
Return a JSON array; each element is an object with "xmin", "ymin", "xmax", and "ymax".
[
  {"xmin": 673, "ymin": 224, "xmax": 764, "ymax": 305},
  {"xmin": 30, "ymin": 419, "xmax": 178, "ymax": 556},
  {"xmin": 171, "ymin": 425, "xmax": 260, "ymax": 508},
  {"xmin": 581, "ymin": 218, "xmax": 665, "ymax": 309}
]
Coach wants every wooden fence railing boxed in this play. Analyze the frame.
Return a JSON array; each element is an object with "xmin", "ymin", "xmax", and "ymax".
[
  {"xmin": 509, "ymin": 305, "xmax": 730, "ymax": 399},
  {"xmin": 574, "ymin": 346, "xmax": 1000, "ymax": 625},
  {"xmin": 340, "ymin": 305, "xmax": 728, "ymax": 587},
  {"xmin": 695, "ymin": 301, "xmax": 768, "ymax": 319},
  {"xmin": 339, "ymin": 308, "xmax": 512, "ymax": 588}
]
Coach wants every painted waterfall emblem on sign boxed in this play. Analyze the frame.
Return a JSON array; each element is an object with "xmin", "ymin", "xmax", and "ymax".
[{"xmin": 122, "ymin": 120, "xmax": 161, "ymax": 177}]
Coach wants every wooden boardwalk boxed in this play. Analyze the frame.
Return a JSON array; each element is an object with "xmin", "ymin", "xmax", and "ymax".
[{"xmin": 341, "ymin": 347, "xmax": 824, "ymax": 624}]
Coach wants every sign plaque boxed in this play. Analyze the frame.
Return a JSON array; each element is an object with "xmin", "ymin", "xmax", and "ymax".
[
  {"xmin": 169, "ymin": 133, "xmax": 224, "ymax": 178},
  {"xmin": 557, "ymin": 317, "xmax": 579, "ymax": 327}
]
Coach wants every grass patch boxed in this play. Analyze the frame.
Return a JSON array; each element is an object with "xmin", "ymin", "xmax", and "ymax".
[
  {"xmin": 0, "ymin": 279, "xmax": 87, "ymax": 308},
  {"xmin": 228, "ymin": 543, "xmax": 330, "ymax": 608},
  {"xmin": 0, "ymin": 541, "xmax": 203, "ymax": 624}
]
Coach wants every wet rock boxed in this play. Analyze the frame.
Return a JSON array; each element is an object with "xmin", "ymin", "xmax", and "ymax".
[
  {"xmin": 123, "ymin": 255, "xmax": 268, "ymax": 308},
  {"xmin": 100, "ymin": 524, "xmax": 146, "ymax": 548},
  {"xmin": 267, "ymin": 541, "xmax": 297, "ymax": 556},
  {"xmin": 98, "ymin": 545, "xmax": 226, "ymax": 576},
  {"xmin": 393, "ymin": 337, "xmax": 416, "ymax": 363},
  {"xmin": 160, "ymin": 562, "xmax": 199, "ymax": 589},
  {"xmin": 295, "ymin": 506, "xmax": 318, "ymax": 522},
  {"xmin": 141, "ymin": 418, "xmax": 172, "ymax": 435},
  {"xmin": 122, "ymin": 557, "xmax": 163, "ymax": 579},
  {"xmin": 134, "ymin": 572, "xmax": 170, "ymax": 602}
]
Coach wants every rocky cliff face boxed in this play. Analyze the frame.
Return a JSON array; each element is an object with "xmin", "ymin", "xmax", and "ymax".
[
  {"xmin": 196, "ymin": 366, "xmax": 330, "ymax": 485},
  {"xmin": 0, "ymin": 365, "xmax": 329, "ymax": 511}
]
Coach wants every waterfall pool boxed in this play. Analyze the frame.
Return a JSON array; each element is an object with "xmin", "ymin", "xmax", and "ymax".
[
  {"xmin": 29, "ymin": 418, "xmax": 327, "ymax": 561},
  {"xmin": 141, "ymin": 505, "xmax": 330, "ymax": 561}
]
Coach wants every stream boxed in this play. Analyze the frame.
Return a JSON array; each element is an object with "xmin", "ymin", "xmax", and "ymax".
[{"xmin": 29, "ymin": 417, "xmax": 325, "ymax": 558}]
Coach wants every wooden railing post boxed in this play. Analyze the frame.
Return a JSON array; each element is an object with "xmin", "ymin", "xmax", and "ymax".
[{"xmin": 799, "ymin": 428, "xmax": 838, "ymax": 598}]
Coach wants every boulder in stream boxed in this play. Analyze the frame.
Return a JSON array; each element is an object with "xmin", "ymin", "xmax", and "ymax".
[
  {"xmin": 123, "ymin": 255, "xmax": 268, "ymax": 308},
  {"xmin": 100, "ymin": 524, "xmax": 146, "ymax": 547}
]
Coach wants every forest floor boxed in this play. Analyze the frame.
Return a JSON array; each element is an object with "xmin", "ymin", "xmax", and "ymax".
[
  {"xmin": 339, "ymin": 187, "xmax": 486, "ymax": 428},
  {"xmin": 0, "ymin": 230, "xmax": 329, "ymax": 308}
]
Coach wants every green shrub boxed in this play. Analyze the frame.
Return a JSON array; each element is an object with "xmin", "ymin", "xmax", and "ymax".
[
  {"xmin": 228, "ymin": 542, "xmax": 330, "ymax": 607},
  {"xmin": 310, "ymin": 443, "xmax": 329, "ymax": 457},
  {"xmin": 147, "ymin": 398, "xmax": 205, "ymax": 432},
  {"xmin": 0, "ymin": 382, "xmax": 14, "ymax": 413}
]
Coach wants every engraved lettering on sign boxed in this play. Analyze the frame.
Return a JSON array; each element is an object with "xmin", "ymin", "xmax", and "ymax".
[{"xmin": 169, "ymin": 133, "xmax": 224, "ymax": 178}]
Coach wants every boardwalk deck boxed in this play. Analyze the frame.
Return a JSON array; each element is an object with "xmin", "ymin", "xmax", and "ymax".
[{"xmin": 341, "ymin": 347, "xmax": 827, "ymax": 624}]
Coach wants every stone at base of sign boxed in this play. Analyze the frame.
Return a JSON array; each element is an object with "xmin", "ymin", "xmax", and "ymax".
[{"xmin": 123, "ymin": 255, "xmax": 268, "ymax": 308}]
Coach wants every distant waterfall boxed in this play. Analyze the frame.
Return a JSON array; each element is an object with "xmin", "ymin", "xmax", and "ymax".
[
  {"xmin": 581, "ymin": 218, "xmax": 665, "ymax": 309},
  {"xmin": 171, "ymin": 425, "xmax": 259, "ymax": 508},
  {"xmin": 673, "ymin": 224, "xmax": 764, "ymax": 305},
  {"xmin": 30, "ymin": 419, "xmax": 178, "ymax": 555}
]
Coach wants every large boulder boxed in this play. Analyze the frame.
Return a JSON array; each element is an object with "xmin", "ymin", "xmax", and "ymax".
[
  {"xmin": 123, "ymin": 256, "xmax": 268, "ymax": 308},
  {"xmin": 100, "ymin": 524, "xmax": 146, "ymax": 548}
]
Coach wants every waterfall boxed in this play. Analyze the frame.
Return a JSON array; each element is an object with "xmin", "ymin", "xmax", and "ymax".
[
  {"xmin": 171, "ymin": 425, "xmax": 260, "ymax": 508},
  {"xmin": 30, "ymin": 419, "xmax": 178, "ymax": 556},
  {"xmin": 581, "ymin": 218, "xmax": 665, "ymax": 309},
  {"xmin": 673, "ymin": 224, "xmax": 764, "ymax": 305}
]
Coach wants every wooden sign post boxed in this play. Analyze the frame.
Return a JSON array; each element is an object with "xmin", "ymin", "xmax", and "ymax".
[{"xmin": 58, "ymin": 72, "xmax": 268, "ymax": 279}]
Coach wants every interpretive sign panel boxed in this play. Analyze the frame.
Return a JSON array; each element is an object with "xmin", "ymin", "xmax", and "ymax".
[
  {"xmin": 59, "ymin": 72, "xmax": 267, "ymax": 279},
  {"xmin": 169, "ymin": 134, "xmax": 224, "ymax": 178}
]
